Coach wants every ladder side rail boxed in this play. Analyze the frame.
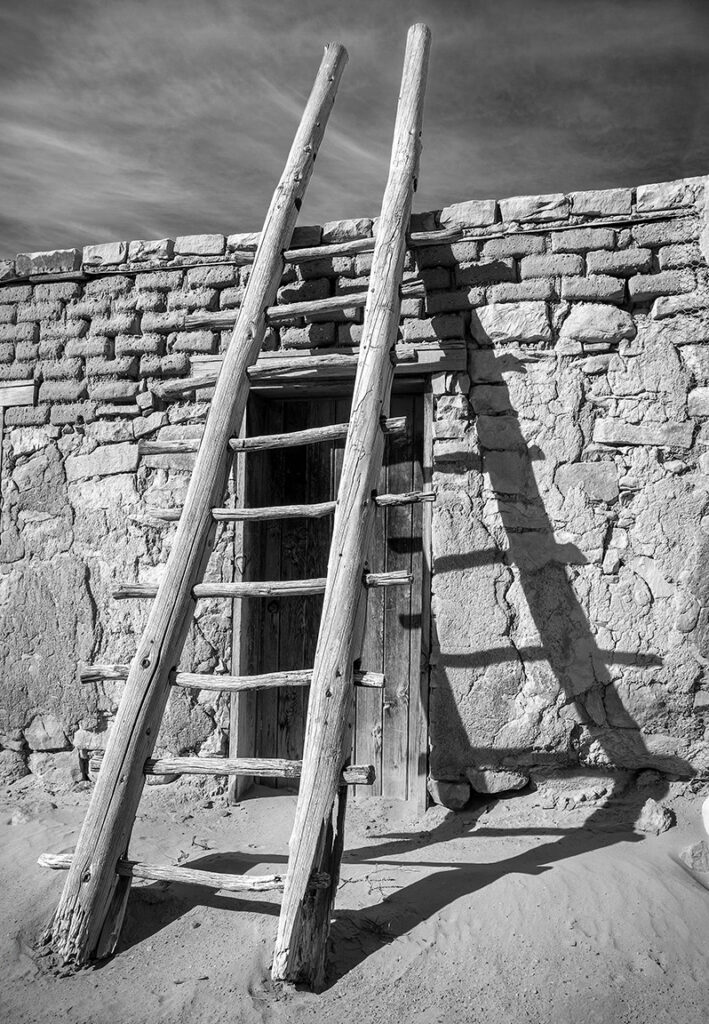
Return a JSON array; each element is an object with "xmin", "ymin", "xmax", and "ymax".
[
  {"xmin": 272, "ymin": 23, "xmax": 431, "ymax": 986},
  {"xmin": 47, "ymin": 42, "xmax": 349, "ymax": 968}
]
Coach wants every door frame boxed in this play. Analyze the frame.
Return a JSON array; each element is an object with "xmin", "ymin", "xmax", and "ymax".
[{"xmin": 228, "ymin": 385, "xmax": 434, "ymax": 811}]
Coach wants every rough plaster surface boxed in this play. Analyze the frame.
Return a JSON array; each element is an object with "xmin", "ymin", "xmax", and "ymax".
[{"xmin": 1, "ymin": 174, "xmax": 709, "ymax": 797}]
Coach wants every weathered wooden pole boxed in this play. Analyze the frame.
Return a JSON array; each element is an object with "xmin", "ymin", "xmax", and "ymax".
[
  {"xmin": 272, "ymin": 23, "xmax": 431, "ymax": 987},
  {"xmin": 47, "ymin": 41, "xmax": 348, "ymax": 967}
]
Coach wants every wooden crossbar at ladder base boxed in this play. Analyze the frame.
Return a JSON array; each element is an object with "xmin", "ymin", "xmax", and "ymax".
[
  {"xmin": 44, "ymin": 40, "xmax": 349, "ymax": 969},
  {"xmin": 271, "ymin": 23, "xmax": 431, "ymax": 987}
]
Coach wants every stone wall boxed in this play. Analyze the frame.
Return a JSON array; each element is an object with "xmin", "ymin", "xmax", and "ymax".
[{"xmin": 2, "ymin": 174, "xmax": 709, "ymax": 798}]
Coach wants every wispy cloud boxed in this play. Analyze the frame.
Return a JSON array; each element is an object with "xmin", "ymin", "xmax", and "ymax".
[{"xmin": 1, "ymin": 0, "xmax": 708, "ymax": 258}]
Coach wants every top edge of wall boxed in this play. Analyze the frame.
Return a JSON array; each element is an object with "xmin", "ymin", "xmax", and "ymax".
[{"xmin": 1, "ymin": 173, "xmax": 707, "ymax": 284}]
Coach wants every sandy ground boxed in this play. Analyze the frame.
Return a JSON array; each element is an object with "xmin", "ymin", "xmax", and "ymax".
[{"xmin": 2, "ymin": 773, "xmax": 709, "ymax": 1024}]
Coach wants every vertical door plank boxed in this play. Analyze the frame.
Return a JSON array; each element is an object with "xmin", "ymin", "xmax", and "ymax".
[
  {"xmin": 228, "ymin": 409, "xmax": 256, "ymax": 802},
  {"xmin": 302, "ymin": 398, "xmax": 336, "ymax": 744},
  {"xmin": 255, "ymin": 401, "xmax": 284, "ymax": 785},
  {"xmin": 353, "ymin": 396, "xmax": 387, "ymax": 798},
  {"xmin": 381, "ymin": 393, "xmax": 414, "ymax": 799},
  {"xmin": 406, "ymin": 392, "xmax": 429, "ymax": 809},
  {"xmin": 277, "ymin": 401, "xmax": 310, "ymax": 771}
]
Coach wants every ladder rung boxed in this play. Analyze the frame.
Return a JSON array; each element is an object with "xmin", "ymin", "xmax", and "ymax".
[
  {"xmin": 112, "ymin": 570, "xmax": 412, "ymax": 600},
  {"xmin": 146, "ymin": 488, "xmax": 434, "ymax": 523},
  {"xmin": 88, "ymin": 753, "xmax": 376, "ymax": 785},
  {"xmin": 185, "ymin": 279, "xmax": 425, "ymax": 331},
  {"xmin": 80, "ymin": 665, "xmax": 386, "ymax": 690},
  {"xmin": 212, "ymin": 501, "xmax": 335, "ymax": 521},
  {"xmin": 38, "ymin": 853, "xmax": 288, "ymax": 892},
  {"xmin": 138, "ymin": 415, "xmax": 407, "ymax": 457}
]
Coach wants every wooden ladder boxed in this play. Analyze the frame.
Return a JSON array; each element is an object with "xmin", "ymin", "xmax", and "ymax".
[{"xmin": 41, "ymin": 24, "xmax": 431, "ymax": 988}]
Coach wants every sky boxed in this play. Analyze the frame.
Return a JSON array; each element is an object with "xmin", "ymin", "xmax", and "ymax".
[{"xmin": 1, "ymin": 0, "xmax": 709, "ymax": 259}]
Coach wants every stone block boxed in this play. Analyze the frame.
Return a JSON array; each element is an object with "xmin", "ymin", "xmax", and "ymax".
[
  {"xmin": 299, "ymin": 256, "xmax": 355, "ymax": 280},
  {"xmin": 65, "ymin": 297, "xmax": 111, "ymax": 320},
  {"xmin": 454, "ymin": 258, "xmax": 516, "ymax": 286},
  {"xmin": 425, "ymin": 289, "xmax": 481, "ymax": 314},
  {"xmin": 289, "ymin": 224, "xmax": 322, "ymax": 248},
  {"xmin": 470, "ymin": 385, "xmax": 512, "ymax": 415},
  {"xmin": 14, "ymin": 341, "xmax": 38, "ymax": 362},
  {"xmin": 174, "ymin": 233, "xmax": 225, "ymax": 256},
  {"xmin": 476, "ymin": 415, "xmax": 525, "ymax": 450},
  {"xmin": 135, "ymin": 270, "xmax": 183, "ymax": 291},
  {"xmin": 551, "ymin": 227, "xmax": 615, "ymax": 253},
  {"xmin": 83, "ymin": 241, "xmax": 128, "ymax": 266},
  {"xmin": 280, "ymin": 323, "xmax": 335, "ymax": 349},
  {"xmin": 160, "ymin": 353, "xmax": 190, "ymax": 377},
  {"xmin": 680, "ymin": 840, "xmax": 709, "ymax": 872},
  {"xmin": 88, "ymin": 380, "xmax": 140, "ymax": 402},
  {"xmin": 628, "ymin": 270, "xmax": 695, "ymax": 302},
  {"xmin": 483, "ymin": 450, "xmax": 535, "ymax": 494},
  {"xmin": 65, "ymin": 441, "xmax": 139, "ymax": 480},
  {"xmin": 15, "ymin": 249, "xmax": 81, "ymax": 276},
  {"xmin": 499, "ymin": 192, "xmax": 569, "ymax": 223},
  {"xmin": 467, "ymin": 768, "xmax": 528, "ymax": 794},
  {"xmin": 559, "ymin": 303, "xmax": 635, "ymax": 345},
  {"xmin": 588, "ymin": 247, "xmax": 656, "ymax": 278},
  {"xmin": 520, "ymin": 253, "xmax": 584, "ymax": 278},
  {"xmin": 171, "ymin": 330, "xmax": 216, "ymax": 353},
  {"xmin": 50, "ymin": 402, "xmax": 96, "ymax": 426},
  {"xmin": 0, "ymin": 259, "xmax": 16, "ymax": 281},
  {"xmin": 218, "ymin": 286, "xmax": 244, "ymax": 309},
  {"xmin": 488, "ymin": 279, "xmax": 554, "ymax": 303},
  {"xmin": 322, "ymin": 218, "xmax": 373, "ymax": 243},
  {"xmin": 569, "ymin": 187, "xmax": 632, "ymax": 216},
  {"xmin": 25, "ymin": 713, "xmax": 68, "ymax": 751},
  {"xmin": 34, "ymin": 282, "xmax": 81, "ymax": 302},
  {"xmin": 636, "ymin": 176, "xmax": 704, "ymax": 213},
  {"xmin": 635, "ymin": 797, "xmax": 675, "ymax": 834},
  {"xmin": 560, "ymin": 275, "xmax": 625, "ymax": 303},
  {"xmin": 688, "ymin": 387, "xmax": 709, "ymax": 416},
  {"xmin": 167, "ymin": 288, "xmax": 218, "ymax": 311},
  {"xmin": 41, "ymin": 357, "xmax": 83, "ymax": 380},
  {"xmin": 0, "ymin": 342, "xmax": 14, "ymax": 362},
  {"xmin": 593, "ymin": 418, "xmax": 693, "ymax": 449},
  {"xmin": 132, "ymin": 411, "xmax": 167, "ymax": 438},
  {"xmin": 128, "ymin": 238, "xmax": 174, "ymax": 262},
  {"xmin": 90, "ymin": 312, "xmax": 140, "ymax": 336},
  {"xmin": 141, "ymin": 311, "xmax": 186, "ymax": 333},
  {"xmin": 472, "ymin": 301, "xmax": 551, "ymax": 344},
  {"xmin": 134, "ymin": 290, "xmax": 165, "ymax": 312},
  {"xmin": 632, "ymin": 218, "xmax": 698, "ymax": 247},
  {"xmin": 0, "ymin": 749, "xmax": 29, "ymax": 783},
  {"xmin": 417, "ymin": 241, "xmax": 479, "ymax": 268},
  {"xmin": 0, "ymin": 322, "xmax": 37, "ymax": 343},
  {"xmin": 83, "ymin": 275, "xmax": 134, "ymax": 298},
  {"xmin": 481, "ymin": 234, "xmax": 545, "ymax": 259},
  {"xmin": 439, "ymin": 199, "xmax": 498, "ymax": 228},
  {"xmin": 5, "ymin": 405, "xmax": 48, "ymax": 426},
  {"xmin": 658, "ymin": 243, "xmax": 702, "ymax": 269},
  {"xmin": 555, "ymin": 461, "xmax": 619, "ymax": 502},
  {"xmin": 86, "ymin": 356, "xmax": 138, "ymax": 377},
  {"xmin": 0, "ymin": 285, "xmax": 32, "ymax": 302},
  {"xmin": 401, "ymin": 314, "xmax": 464, "ymax": 342},
  {"xmin": 226, "ymin": 231, "xmax": 261, "ymax": 251},
  {"xmin": 115, "ymin": 333, "xmax": 164, "ymax": 357},
  {"xmin": 17, "ymin": 301, "xmax": 62, "ymax": 322},
  {"xmin": 38, "ymin": 379, "xmax": 87, "ymax": 402},
  {"xmin": 185, "ymin": 264, "xmax": 238, "ymax": 289},
  {"xmin": 65, "ymin": 336, "xmax": 112, "ymax": 358},
  {"xmin": 427, "ymin": 778, "xmax": 471, "ymax": 809},
  {"xmin": 278, "ymin": 277, "xmax": 330, "ymax": 303}
]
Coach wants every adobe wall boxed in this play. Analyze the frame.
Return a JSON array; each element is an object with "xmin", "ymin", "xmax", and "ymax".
[{"xmin": 1, "ymin": 174, "xmax": 709, "ymax": 802}]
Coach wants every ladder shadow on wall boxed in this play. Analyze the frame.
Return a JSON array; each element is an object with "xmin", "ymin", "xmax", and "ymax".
[{"xmin": 325, "ymin": 310, "xmax": 697, "ymax": 986}]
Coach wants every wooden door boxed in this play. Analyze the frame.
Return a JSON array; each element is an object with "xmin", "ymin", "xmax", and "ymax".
[{"xmin": 230, "ymin": 392, "xmax": 430, "ymax": 806}]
